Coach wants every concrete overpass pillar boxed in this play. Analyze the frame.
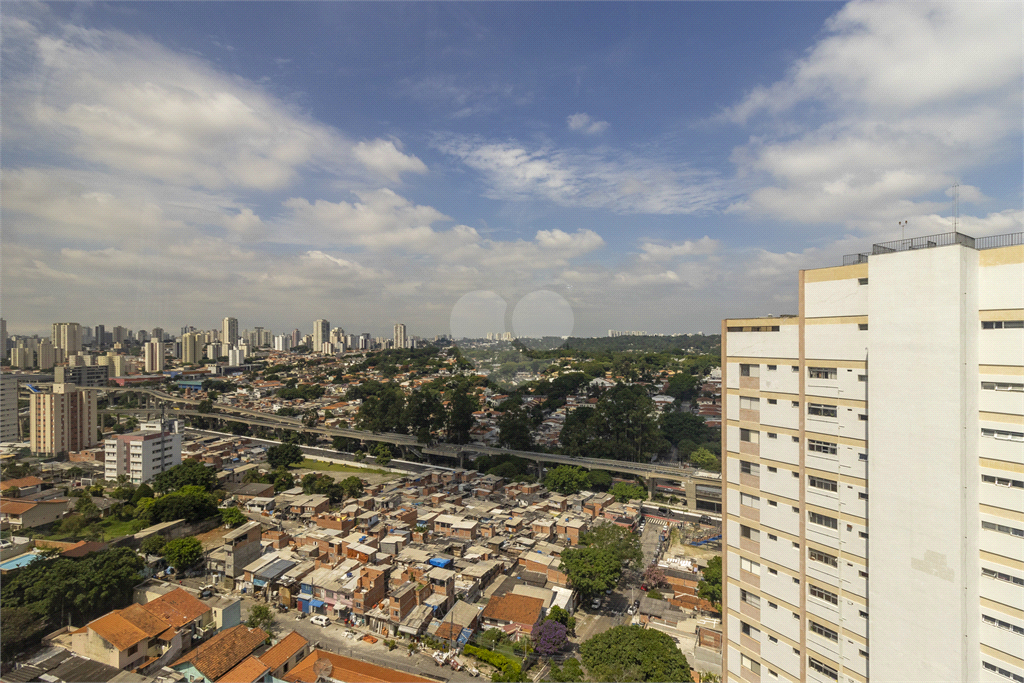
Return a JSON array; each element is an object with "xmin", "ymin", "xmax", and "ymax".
[
  {"xmin": 458, "ymin": 451, "xmax": 465, "ymax": 469},
  {"xmin": 537, "ymin": 461, "xmax": 544, "ymax": 481},
  {"xmin": 648, "ymin": 477, "xmax": 656, "ymax": 499}
]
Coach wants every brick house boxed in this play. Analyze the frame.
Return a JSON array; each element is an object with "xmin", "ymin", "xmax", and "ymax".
[{"xmin": 479, "ymin": 594, "xmax": 545, "ymax": 640}]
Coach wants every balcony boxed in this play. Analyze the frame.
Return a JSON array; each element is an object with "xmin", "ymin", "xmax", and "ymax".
[{"xmin": 740, "ymin": 504, "xmax": 760, "ymax": 523}]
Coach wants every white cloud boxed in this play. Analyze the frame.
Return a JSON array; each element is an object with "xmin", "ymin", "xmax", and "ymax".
[
  {"xmin": 567, "ymin": 113, "xmax": 609, "ymax": 135},
  {"xmin": 2, "ymin": 17, "xmax": 425, "ymax": 190},
  {"xmin": 722, "ymin": 1, "xmax": 1022, "ymax": 231},
  {"xmin": 639, "ymin": 236, "xmax": 719, "ymax": 261},
  {"xmin": 352, "ymin": 140, "xmax": 428, "ymax": 182},
  {"xmin": 435, "ymin": 135, "xmax": 731, "ymax": 215}
]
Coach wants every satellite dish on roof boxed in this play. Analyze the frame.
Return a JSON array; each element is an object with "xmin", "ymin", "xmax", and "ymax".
[{"xmin": 314, "ymin": 658, "xmax": 333, "ymax": 681}]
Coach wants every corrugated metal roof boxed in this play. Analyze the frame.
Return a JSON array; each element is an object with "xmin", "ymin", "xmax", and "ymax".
[{"xmin": 255, "ymin": 558, "xmax": 295, "ymax": 580}]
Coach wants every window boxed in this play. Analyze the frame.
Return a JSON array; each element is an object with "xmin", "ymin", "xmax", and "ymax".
[
  {"xmin": 768, "ymin": 636, "xmax": 778, "ymax": 644},
  {"xmin": 808, "ymin": 403, "xmax": 838, "ymax": 417},
  {"xmin": 740, "ymin": 493, "xmax": 760, "ymax": 508},
  {"xmin": 767, "ymin": 398, "xmax": 778, "ymax": 404},
  {"xmin": 740, "ymin": 396, "xmax": 760, "ymax": 410},
  {"xmin": 740, "ymin": 461, "xmax": 760, "ymax": 476},
  {"xmin": 792, "ymin": 401, "xmax": 800, "ymax": 407},
  {"xmin": 740, "ymin": 590, "xmax": 761, "ymax": 608},
  {"xmin": 809, "ymin": 621, "xmax": 839, "ymax": 641},
  {"xmin": 740, "ymin": 364, "xmax": 759, "ymax": 377},
  {"xmin": 809, "ymin": 584, "xmax": 839, "ymax": 605},
  {"xmin": 809, "ymin": 476, "xmax": 838, "ymax": 493},
  {"xmin": 859, "ymin": 610, "xmax": 868, "ymax": 618},
  {"xmin": 740, "ymin": 428, "xmax": 759, "ymax": 443},
  {"xmin": 809, "ymin": 548, "xmax": 839, "ymax": 568},
  {"xmin": 767, "ymin": 466, "xmax": 777, "ymax": 473},
  {"xmin": 767, "ymin": 365, "xmax": 777, "ymax": 370},
  {"xmin": 859, "ymin": 570, "xmax": 869, "ymax": 578},
  {"xmin": 857, "ymin": 278, "xmax": 868, "ymax": 285},
  {"xmin": 982, "ymin": 428, "xmax": 1024, "ymax": 442},
  {"xmin": 859, "ymin": 531, "xmax": 868, "ymax": 539},
  {"xmin": 792, "ymin": 366, "xmax": 799, "ymax": 372},
  {"xmin": 983, "ymin": 660, "xmax": 1024, "ymax": 683},
  {"xmin": 768, "ymin": 567, "xmax": 778, "ymax": 575},
  {"xmin": 793, "ymin": 576, "xmax": 800, "ymax": 583},
  {"xmin": 127, "ymin": 644, "xmax": 138, "ymax": 656},
  {"xmin": 983, "ymin": 320, "xmax": 1024, "ymax": 329},
  {"xmin": 768, "ymin": 501, "xmax": 778, "ymax": 508},
  {"xmin": 808, "ymin": 367, "xmax": 837, "ymax": 380},
  {"xmin": 808, "ymin": 439, "xmax": 837, "ymax": 455},
  {"xmin": 983, "ymin": 521, "xmax": 1024, "ymax": 537},
  {"xmin": 859, "ymin": 452, "xmax": 868, "ymax": 461},
  {"xmin": 740, "ymin": 654, "xmax": 760, "ymax": 675},
  {"xmin": 983, "ymin": 614, "xmax": 1024, "ymax": 636},
  {"xmin": 740, "ymin": 557, "xmax": 760, "ymax": 574},
  {"xmin": 858, "ymin": 323, "xmax": 868, "ymax": 330},
  {"xmin": 859, "ymin": 413, "xmax": 868, "ymax": 421},
  {"xmin": 741, "ymin": 525, "xmax": 760, "ymax": 542},
  {"xmin": 982, "ymin": 381, "xmax": 1024, "ymax": 392},
  {"xmin": 741, "ymin": 622, "xmax": 761, "ymax": 638},
  {"xmin": 809, "ymin": 658, "xmax": 839, "ymax": 680},
  {"xmin": 768, "ymin": 532, "xmax": 778, "ymax": 539},
  {"xmin": 858, "ymin": 492, "xmax": 868, "ymax": 499},
  {"xmin": 982, "ymin": 567, "xmax": 1024, "ymax": 587},
  {"xmin": 858, "ymin": 374, "xmax": 867, "ymax": 382},
  {"xmin": 767, "ymin": 432, "xmax": 777, "ymax": 439},
  {"xmin": 792, "ymin": 436, "xmax": 800, "ymax": 442},
  {"xmin": 768, "ymin": 601, "xmax": 777, "ymax": 609}
]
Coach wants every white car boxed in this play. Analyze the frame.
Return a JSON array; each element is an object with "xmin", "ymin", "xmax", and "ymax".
[{"xmin": 310, "ymin": 615, "xmax": 331, "ymax": 627}]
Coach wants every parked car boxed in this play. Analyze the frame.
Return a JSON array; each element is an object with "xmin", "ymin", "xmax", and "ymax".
[
  {"xmin": 591, "ymin": 598, "xmax": 601, "ymax": 610},
  {"xmin": 310, "ymin": 615, "xmax": 331, "ymax": 627}
]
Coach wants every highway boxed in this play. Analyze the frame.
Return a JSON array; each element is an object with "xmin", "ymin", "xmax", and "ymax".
[{"xmin": 101, "ymin": 387, "xmax": 703, "ymax": 483}]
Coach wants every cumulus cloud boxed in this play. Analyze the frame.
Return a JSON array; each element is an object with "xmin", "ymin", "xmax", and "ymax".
[
  {"xmin": 567, "ymin": 113, "xmax": 609, "ymax": 135},
  {"xmin": 2, "ymin": 16, "xmax": 425, "ymax": 190},
  {"xmin": 639, "ymin": 236, "xmax": 719, "ymax": 261},
  {"xmin": 721, "ymin": 1, "xmax": 1022, "ymax": 232}
]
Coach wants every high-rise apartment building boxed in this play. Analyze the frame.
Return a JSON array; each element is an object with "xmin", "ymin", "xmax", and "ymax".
[
  {"xmin": 1, "ymin": 318, "xmax": 7, "ymax": 361},
  {"xmin": 112, "ymin": 326, "xmax": 128, "ymax": 345},
  {"xmin": 273, "ymin": 334, "xmax": 291, "ymax": 352},
  {"xmin": 181, "ymin": 332, "xmax": 204, "ymax": 365},
  {"xmin": 94, "ymin": 324, "xmax": 105, "ymax": 350},
  {"xmin": 29, "ymin": 383, "xmax": 98, "ymax": 455},
  {"xmin": 104, "ymin": 420, "xmax": 182, "ymax": 485},
  {"xmin": 291, "ymin": 329, "xmax": 301, "ymax": 348},
  {"xmin": 51, "ymin": 322, "xmax": 82, "ymax": 356},
  {"xmin": 394, "ymin": 323, "xmax": 407, "ymax": 350},
  {"xmin": 36, "ymin": 340, "xmax": 56, "ymax": 371},
  {"xmin": 222, "ymin": 317, "xmax": 239, "ymax": 347},
  {"xmin": 313, "ymin": 319, "xmax": 330, "ymax": 352},
  {"xmin": 0, "ymin": 374, "xmax": 19, "ymax": 442},
  {"xmin": 721, "ymin": 232, "xmax": 1023, "ymax": 683},
  {"xmin": 144, "ymin": 338, "xmax": 164, "ymax": 373},
  {"xmin": 152, "ymin": 327, "xmax": 164, "ymax": 342}
]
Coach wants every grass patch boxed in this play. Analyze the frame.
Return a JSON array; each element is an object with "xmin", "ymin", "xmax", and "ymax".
[
  {"xmin": 298, "ymin": 458, "xmax": 391, "ymax": 475},
  {"xmin": 40, "ymin": 516, "xmax": 145, "ymax": 542}
]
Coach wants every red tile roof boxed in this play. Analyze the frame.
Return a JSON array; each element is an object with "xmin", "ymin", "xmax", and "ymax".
[
  {"xmin": 480, "ymin": 594, "xmax": 544, "ymax": 627},
  {"xmin": 87, "ymin": 604, "xmax": 173, "ymax": 651},
  {"xmin": 172, "ymin": 625, "xmax": 269, "ymax": 681},
  {"xmin": 1, "ymin": 476, "xmax": 44, "ymax": 489},
  {"xmin": 140, "ymin": 588, "xmax": 212, "ymax": 628},
  {"xmin": 283, "ymin": 650, "xmax": 435, "ymax": 683},
  {"xmin": 258, "ymin": 631, "xmax": 308, "ymax": 672},
  {"xmin": 217, "ymin": 656, "xmax": 270, "ymax": 683}
]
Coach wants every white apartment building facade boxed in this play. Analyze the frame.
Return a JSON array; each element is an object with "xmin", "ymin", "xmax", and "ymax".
[
  {"xmin": 222, "ymin": 317, "xmax": 239, "ymax": 347},
  {"xmin": 29, "ymin": 382, "xmax": 98, "ymax": 456},
  {"xmin": 104, "ymin": 421, "xmax": 182, "ymax": 484},
  {"xmin": 722, "ymin": 232, "xmax": 1023, "ymax": 683},
  {"xmin": 144, "ymin": 338, "xmax": 164, "ymax": 373},
  {"xmin": 394, "ymin": 323, "xmax": 407, "ymax": 350},
  {"xmin": 312, "ymin": 319, "xmax": 330, "ymax": 352}
]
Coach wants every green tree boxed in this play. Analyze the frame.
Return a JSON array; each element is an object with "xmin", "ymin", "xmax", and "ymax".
[
  {"xmin": 245, "ymin": 603, "xmax": 275, "ymax": 634},
  {"xmin": 544, "ymin": 605, "xmax": 576, "ymax": 634},
  {"xmin": 664, "ymin": 373, "xmax": 699, "ymax": 401},
  {"xmin": 587, "ymin": 469, "xmax": 612, "ymax": 491},
  {"xmin": 162, "ymin": 536, "xmax": 204, "ymax": 573},
  {"xmin": 558, "ymin": 407, "xmax": 595, "ymax": 458},
  {"xmin": 403, "ymin": 390, "xmax": 445, "ymax": 443},
  {"xmin": 152, "ymin": 459, "xmax": 218, "ymax": 493},
  {"xmin": 0, "ymin": 606, "xmax": 46, "ymax": 660},
  {"xmin": 273, "ymin": 469, "xmax": 295, "ymax": 493},
  {"xmin": 134, "ymin": 496, "xmax": 156, "ymax": 522},
  {"xmin": 544, "ymin": 466, "xmax": 591, "ymax": 496},
  {"xmin": 129, "ymin": 482, "xmax": 154, "ymax": 505},
  {"xmin": 266, "ymin": 443, "xmax": 304, "ymax": 469},
  {"xmin": 339, "ymin": 475, "xmax": 363, "ymax": 499},
  {"xmin": 608, "ymin": 481, "xmax": 647, "ymax": 503},
  {"xmin": 688, "ymin": 446, "xmax": 720, "ymax": 472},
  {"xmin": 580, "ymin": 625, "xmax": 690, "ymax": 683},
  {"xmin": 547, "ymin": 657, "xmax": 584, "ymax": 683},
  {"xmin": 697, "ymin": 556, "xmax": 722, "ymax": 609},
  {"xmin": 661, "ymin": 412, "xmax": 707, "ymax": 446},
  {"xmin": 75, "ymin": 495, "xmax": 101, "ymax": 521},
  {"xmin": 446, "ymin": 390, "xmax": 475, "ymax": 444},
  {"xmin": 220, "ymin": 507, "xmax": 247, "ymax": 527},
  {"xmin": 151, "ymin": 486, "xmax": 218, "ymax": 523},
  {"xmin": 497, "ymin": 407, "xmax": 534, "ymax": 451},
  {"xmin": 140, "ymin": 535, "xmax": 167, "ymax": 555},
  {"xmin": 196, "ymin": 399, "xmax": 214, "ymax": 413}
]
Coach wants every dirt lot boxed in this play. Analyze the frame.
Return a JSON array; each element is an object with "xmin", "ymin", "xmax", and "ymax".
[{"xmin": 292, "ymin": 467, "xmax": 397, "ymax": 487}]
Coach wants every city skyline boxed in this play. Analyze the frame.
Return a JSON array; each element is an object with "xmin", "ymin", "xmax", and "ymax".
[{"xmin": 2, "ymin": 2, "xmax": 1021, "ymax": 339}]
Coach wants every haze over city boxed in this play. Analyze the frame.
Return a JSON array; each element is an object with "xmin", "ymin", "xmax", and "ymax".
[{"xmin": 1, "ymin": 1, "xmax": 1021, "ymax": 339}]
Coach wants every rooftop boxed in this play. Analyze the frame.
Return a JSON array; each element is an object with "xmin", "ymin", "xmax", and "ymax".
[{"xmin": 842, "ymin": 230, "xmax": 1023, "ymax": 265}]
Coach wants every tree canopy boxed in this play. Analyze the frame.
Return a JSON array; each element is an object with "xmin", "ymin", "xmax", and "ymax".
[
  {"xmin": 580, "ymin": 625, "xmax": 690, "ymax": 683},
  {"xmin": 533, "ymin": 619, "xmax": 568, "ymax": 656},
  {"xmin": 544, "ymin": 466, "xmax": 591, "ymax": 496},
  {"xmin": 266, "ymin": 442, "xmax": 304, "ymax": 469},
  {"xmin": 608, "ymin": 481, "xmax": 647, "ymax": 503},
  {"xmin": 150, "ymin": 485, "xmax": 219, "ymax": 523},
  {"xmin": 697, "ymin": 556, "xmax": 722, "ymax": 609},
  {"xmin": 559, "ymin": 522, "xmax": 642, "ymax": 596},
  {"xmin": 163, "ymin": 537, "xmax": 204, "ymax": 573},
  {"xmin": 152, "ymin": 459, "xmax": 218, "ymax": 493}
]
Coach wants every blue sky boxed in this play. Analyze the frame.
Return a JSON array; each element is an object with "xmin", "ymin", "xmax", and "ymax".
[{"xmin": 2, "ymin": 1, "xmax": 1021, "ymax": 340}]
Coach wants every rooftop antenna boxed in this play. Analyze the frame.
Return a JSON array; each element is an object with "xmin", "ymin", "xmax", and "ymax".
[
  {"xmin": 899, "ymin": 220, "xmax": 908, "ymax": 242},
  {"xmin": 952, "ymin": 182, "xmax": 960, "ymax": 233}
]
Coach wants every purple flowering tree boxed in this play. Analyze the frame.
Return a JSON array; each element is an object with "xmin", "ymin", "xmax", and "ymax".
[{"xmin": 533, "ymin": 619, "xmax": 568, "ymax": 656}]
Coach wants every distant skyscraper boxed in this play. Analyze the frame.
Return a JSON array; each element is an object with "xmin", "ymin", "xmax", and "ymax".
[
  {"xmin": 51, "ymin": 322, "xmax": 82, "ymax": 355},
  {"xmin": 112, "ymin": 326, "xmax": 128, "ymax": 345},
  {"xmin": 152, "ymin": 327, "xmax": 164, "ymax": 342},
  {"xmin": 182, "ymin": 332, "xmax": 203, "ymax": 365},
  {"xmin": 94, "ymin": 324, "xmax": 106, "ymax": 350},
  {"xmin": 291, "ymin": 329, "xmax": 301, "ymax": 348},
  {"xmin": 144, "ymin": 338, "xmax": 164, "ymax": 373},
  {"xmin": 222, "ymin": 317, "xmax": 239, "ymax": 347},
  {"xmin": 36, "ymin": 340, "xmax": 56, "ymax": 371},
  {"xmin": 313, "ymin": 319, "xmax": 330, "ymax": 353},
  {"xmin": 394, "ymin": 323, "xmax": 407, "ymax": 350},
  {"xmin": 0, "ymin": 318, "xmax": 7, "ymax": 360},
  {"xmin": 0, "ymin": 374, "xmax": 18, "ymax": 442}
]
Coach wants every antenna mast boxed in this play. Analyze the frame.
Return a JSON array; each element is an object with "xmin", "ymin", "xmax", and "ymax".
[{"xmin": 952, "ymin": 182, "xmax": 960, "ymax": 233}]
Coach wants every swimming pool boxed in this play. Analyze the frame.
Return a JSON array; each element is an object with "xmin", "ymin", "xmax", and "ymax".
[{"xmin": 0, "ymin": 552, "xmax": 39, "ymax": 571}]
